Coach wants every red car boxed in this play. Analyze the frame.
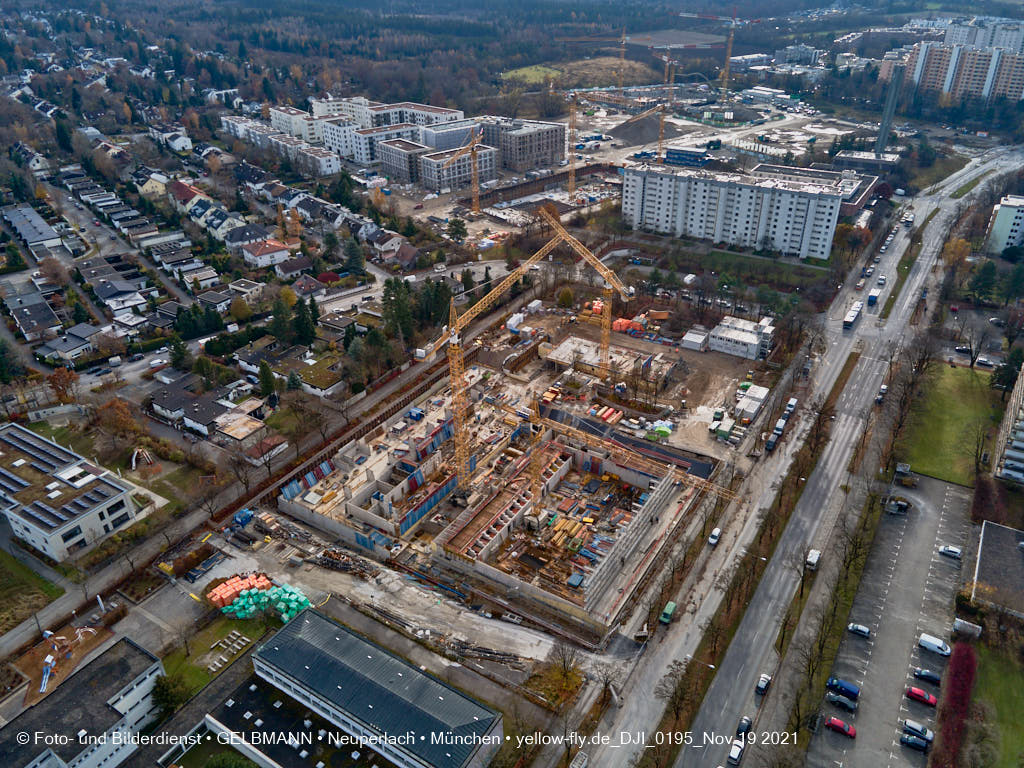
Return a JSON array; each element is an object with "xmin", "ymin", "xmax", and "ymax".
[
  {"xmin": 906, "ymin": 687, "xmax": 938, "ymax": 707},
  {"xmin": 825, "ymin": 717, "xmax": 856, "ymax": 738}
]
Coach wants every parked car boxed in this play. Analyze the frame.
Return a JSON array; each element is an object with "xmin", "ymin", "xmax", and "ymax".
[
  {"xmin": 989, "ymin": 316, "xmax": 1005, "ymax": 326},
  {"xmin": 938, "ymin": 545, "xmax": 962, "ymax": 560},
  {"xmin": 876, "ymin": 384, "xmax": 888, "ymax": 404},
  {"xmin": 877, "ymin": 275, "xmax": 887, "ymax": 285},
  {"xmin": 149, "ymin": 358, "xmax": 166, "ymax": 368},
  {"xmin": 414, "ymin": 204, "xmax": 424, "ymax": 210},
  {"xmin": 727, "ymin": 739, "xmax": 745, "ymax": 765},
  {"xmin": 954, "ymin": 345, "xmax": 971, "ymax": 354},
  {"xmin": 906, "ymin": 687, "xmax": 938, "ymax": 707},
  {"xmin": 826, "ymin": 691, "xmax": 858, "ymax": 712},
  {"xmin": 976, "ymin": 356, "xmax": 995, "ymax": 367},
  {"xmin": 903, "ymin": 719, "xmax": 935, "ymax": 742},
  {"xmin": 755, "ymin": 674, "xmax": 772, "ymax": 695},
  {"xmin": 847, "ymin": 623, "xmax": 871, "ymax": 638},
  {"xmin": 900, "ymin": 734, "xmax": 929, "ymax": 752},
  {"xmin": 129, "ymin": 353, "xmax": 144, "ymax": 362},
  {"xmin": 824, "ymin": 717, "xmax": 856, "ymax": 738},
  {"xmin": 913, "ymin": 668, "xmax": 942, "ymax": 686},
  {"xmin": 708, "ymin": 527, "xmax": 721, "ymax": 546}
]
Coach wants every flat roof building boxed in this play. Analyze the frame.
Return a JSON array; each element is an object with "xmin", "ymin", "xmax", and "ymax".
[
  {"xmin": 2, "ymin": 204, "xmax": 62, "ymax": 249},
  {"xmin": 477, "ymin": 117, "xmax": 566, "ymax": 171},
  {"xmin": 622, "ymin": 166, "xmax": 842, "ymax": 260},
  {"xmin": 379, "ymin": 138, "xmax": 431, "ymax": 184},
  {"xmin": 0, "ymin": 422, "xmax": 143, "ymax": 561},
  {"xmin": 250, "ymin": 609, "xmax": 502, "ymax": 768},
  {"xmin": 419, "ymin": 145, "xmax": 498, "ymax": 192},
  {"xmin": 987, "ymin": 194, "xmax": 1024, "ymax": 254},
  {"xmin": 0, "ymin": 638, "xmax": 162, "ymax": 768}
]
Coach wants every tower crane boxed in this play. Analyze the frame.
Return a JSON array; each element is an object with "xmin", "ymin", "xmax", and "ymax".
[
  {"xmin": 567, "ymin": 95, "xmax": 577, "ymax": 200},
  {"xmin": 621, "ymin": 104, "xmax": 667, "ymax": 161},
  {"xmin": 677, "ymin": 11, "xmax": 762, "ymax": 93},
  {"xmin": 440, "ymin": 206, "xmax": 632, "ymax": 489},
  {"xmin": 618, "ymin": 28, "xmax": 627, "ymax": 90},
  {"xmin": 442, "ymin": 127, "xmax": 484, "ymax": 215},
  {"xmin": 535, "ymin": 206, "xmax": 631, "ymax": 377}
]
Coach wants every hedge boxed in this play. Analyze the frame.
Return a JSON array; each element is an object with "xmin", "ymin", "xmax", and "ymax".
[{"xmin": 933, "ymin": 642, "xmax": 977, "ymax": 767}]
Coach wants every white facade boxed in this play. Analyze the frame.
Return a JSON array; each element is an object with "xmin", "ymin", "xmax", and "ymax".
[
  {"xmin": 708, "ymin": 316, "xmax": 775, "ymax": 360},
  {"xmin": 622, "ymin": 166, "xmax": 841, "ymax": 260},
  {"xmin": 321, "ymin": 117, "xmax": 361, "ymax": 158},
  {"xmin": 269, "ymin": 105, "xmax": 322, "ymax": 142},
  {"xmin": 987, "ymin": 194, "xmax": 1024, "ymax": 253},
  {"xmin": 351, "ymin": 124, "xmax": 420, "ymax": 165},
  {"xmin": 419, "ymin": 145, "xmax": 498, "ymax": 192},
  {"xmin": 310, "ymin": 96, "xmax": 463, "ymax": 129},
  {"xmin": 297, "ymin": 147, "xmax": 341, "ymax": 176},
  {"xmin": 0, "ymin": 423, "xmax": 143, "ymax": 561}
]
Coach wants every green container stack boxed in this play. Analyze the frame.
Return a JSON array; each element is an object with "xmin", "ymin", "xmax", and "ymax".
[{"xmin": 221, "ymin": 584, "xmax": 312, "ymax": 622}]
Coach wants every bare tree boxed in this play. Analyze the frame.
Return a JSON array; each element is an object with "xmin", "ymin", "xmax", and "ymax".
[
  {"xmin": 653, "ymin": 658, "xmax": 689, "ymax": 721},
  {"xmin": 965, "ymin": 324, "xmax": 992, "ymax": 368},
  {"xmin": 551, "ymin": 640, "xmax": 580, "ymax": 686},
  {"xmin": 226, "ymin": 446, "xmax": 255, "ymax": 494},
  {"xmin": 962, "ymin": 418, "xmax": 990, "ymax": 475}
]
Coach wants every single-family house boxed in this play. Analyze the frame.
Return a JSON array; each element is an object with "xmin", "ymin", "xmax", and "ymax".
[
  {"xmin": 241, "ymin": 239, "xmax": 290, "ymax": 269},
  {"xmin": 93, "ymin": 278, "xmax": 147, "ymax": 313},
  {"xmin": 223, "ymin": 223, "xmax": 270, "ymax": 252},
  {"xmin": 291, "ymin": 274, "xmax": 327, "ymax": 300},
  {"xmin": 228, "ymin": 279, "xmax": 264, "ymax": 303},
  {"xmin": 197, "ymin": 291, "xmax": 232, "ymax": 314},
  {"xmin": 275, "ymin": 255, "xmax": 312, "ymax": 280},
  {"xmin": 4, "ymin": 292, "xmax": 61, "ymax": 341},
  {"xmin": 36, "ymin": 322, "xmax": 103, "ymax": 362}
]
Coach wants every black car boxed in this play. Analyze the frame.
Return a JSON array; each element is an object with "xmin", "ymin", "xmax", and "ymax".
[
  {"xmin": 129, "ymin": 353, "xmax": 144, "ymax": 362},
  {"xmin": 900, "ymin": 734, "xmax": 929, "ymax": 752},
  {"xmin": 913, "ymin": 668, "xmax": 942, "ymax": 685},
  {"xmin": 826, "ymin": 691, "xmax": 858, "ymax": 713},
  {"xmin": 736, "ymin": 716, "xmax": 752, "ymax": 739}
]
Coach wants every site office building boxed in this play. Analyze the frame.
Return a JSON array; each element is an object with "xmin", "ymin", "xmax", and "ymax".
[{"xmin": 621, "ymin": 166, "xmax": 842, "ymax": 261}]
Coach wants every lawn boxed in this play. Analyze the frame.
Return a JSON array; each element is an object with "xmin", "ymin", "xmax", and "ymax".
[
  {"xmin": 163, "ymin": 614, "xmax": 276, "ymax": 696},
  {"xmin": 28, "ymin": 421, "xmax": 95, "ymax": 457},
  {"xmin": 951, "ymin": 171, "xmax": 992, "ymax": 199},
  {"xmin": 974, "ymin": 645, "xmax": 1024, "ymax": 767},
  {"xmin": 908, "ymin": 153, "xmax": 969, "ymax": 190},
  {"xmin": 501, "ymin": 64, "xmax": 562, "ymax": 84},
  {"xmin": 0, "ymin": 549, "xmax": 64, "ymax": 634},
  {"xmin": 901, "ymin": 365, "xmax": 1004, "ymax": 487}
]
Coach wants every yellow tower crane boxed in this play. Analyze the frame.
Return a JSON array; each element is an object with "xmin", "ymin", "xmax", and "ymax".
[
  {"xmin": 617, "ymin": 28, "xmax": 627, "ymax": 90},
  {"xmin": 442, "ymin": 127, "xmax": 484, "ymax": 215},
  {"xmin": 535, "ymin": 206, "xmax": 632, "ymax": 377},
  {"xmin": 440, "ymin": 206, "xmax": 633, "ymax": 489},
  {"xmin": 677, "ymin": 11, "xmax": 762, "ymax": 93},
  {"xmin": 620, "ymin": 104, "xmax": 667, "ymax": 162},
  {"xmin": 567, "ymin": 95, "xmax": 577, "ymax": 200}
]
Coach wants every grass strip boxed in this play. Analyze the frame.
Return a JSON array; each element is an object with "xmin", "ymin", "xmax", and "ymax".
[
  {"xmin": 635, "ymin": 351, "xmax": 859, "ymax": 767},
  {"xmin": 950, "ymin": 172, "xmax": 992, "ymax": 199},
  {"xmin": 880, "ymin": 208, "xmax": 938, "ymax": 320}
]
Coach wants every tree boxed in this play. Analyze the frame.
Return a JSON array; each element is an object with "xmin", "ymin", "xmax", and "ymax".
[
  {"xmin": 292, "ymin": 298, "xmax": 316, "ymax": 346},
  {"xmin": 168, "ymin": 335, "xmax": 192, "ymax": 370},
  {"xmin": 447, "ymin": 218, "xmax": 468, "ymax": 242},
  {"xmin": 323, "ymin": 231, "xmax": 339, "ymax": 258},
  {"xmin": 557, "ymin": 287, "xmax": 574, "ymax": 308},
  {"xmin": 151, "ymin": 672, "xmax": 190, "ymax": 718},
  {"xmin": 0, "ymin": 338, "xmax": 25, "ymax": 384},
  {"xmin": 258, "ymin": 360, "xmax": 276, "ymax": 396},
  {"xmin": 991, "ymin": 347, "xmax": 1024, "ymax": 398},
  {"xmin": 280, "ymin": 286, "xmax": 297, "ymax": 309},
  {"xmin": 92, "ymin": 332, "xmax": 125, "ymax": 358},
  {"xmin": 5, "ymin": 243, "xmax": 25, "ymax": 269},
  {"xmin": 229, "ymin": 297, "xmax": 252, "ymax": 323},
  {"xmin": 344, "ymin": 238, "xmax": 364, "ymax": 274},
  {"xmin": 308, "ymin": 295, "xmax": 320, "ymax": 325},
  {"xmin": 72, "ymin": 302, "xmax": 89, "ymax": 324},
  {"xmin": 268, "ymin": 297, "xmax": 292, "ymax": 344},
  {"xmin": 654, "ymin": 659, "xmax": 689, "ymax": 721},
  {"xmin": 551, "ymin": 640, "xmax": 580, "ymax": 687},
  {"xmin": 47, "ymin": 367, "xmax": 79, "ymax": 404},
  {"xmin": 461, "ymin": 268, "xmax": 475, "ymax": 293},
  {"xmin": 95, "ymin": 398, "xmax": 140, "ymax": 454},
  {"xmin": 968, "ymin": 260, "xmax": 998, "ymax": 302},
  {"xmin": 38, "ymin": 257, "xmax": 70, "ymax": 286},
  {"xmin": 55, "ymin": 117, "xmax": 73, "ymax": 153}
]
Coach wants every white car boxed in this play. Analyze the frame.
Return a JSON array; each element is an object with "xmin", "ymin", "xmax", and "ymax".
[
  {"xmin": 727, "ymin": 739, "xmax": 745, "ymax": 765},
  {"xmin": 847, "ymin": 623, "xmax": 871, "ymax": 638},
  {"xmin": 938, "ymin": 545, "xmax": 962, "ymax": 560},
  {"xmin": 877, "ymin": 275, "xmax": 887, "ymax": 285},
  {"xmin": 149, "ymin": 358, "xmax": 166, "ymax": 368},
  {"xmin": 708, "ymin": 527, "xmax": 721, "ymax": 547}
]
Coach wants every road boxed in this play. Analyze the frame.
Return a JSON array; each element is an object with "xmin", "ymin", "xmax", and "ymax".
[
  {"xmin": 578, "ymin": 144, "xmax": 1024, "ymax": 768},
  {"xmin": 678, "ymin": 145, "xmax": 1024, "ymax": 768}
]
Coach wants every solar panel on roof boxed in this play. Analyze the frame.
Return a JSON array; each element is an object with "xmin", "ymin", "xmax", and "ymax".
[
  {"xmin": 30, "ymin": 461, "xmax": 55, "ymax": 474},
  {"xmin": 19, "ymin": 507, "xmax": 57, "ymax": 529},
  {"xmin": 33, "ymin": 501, "xmax": 66, "ymax": 522},
  {"xmin": 0, "ymin": 467, "xmax": 29, "ymax": 488}
]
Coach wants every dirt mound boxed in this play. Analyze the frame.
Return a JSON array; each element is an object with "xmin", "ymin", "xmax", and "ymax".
[{"xmin": 609, "ymin": 114, "xmax": 686, "ymax": 147}]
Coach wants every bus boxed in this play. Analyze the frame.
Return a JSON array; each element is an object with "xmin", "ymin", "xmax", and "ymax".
[
  {"xmin": 660, "ymin": 601, "xmax": 677, "ymax": 624},
  {"xmin": 843, "ymin": 301, "xmax": 864, "ymax": 330}
]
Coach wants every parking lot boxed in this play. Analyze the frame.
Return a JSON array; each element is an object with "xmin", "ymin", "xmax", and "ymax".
[{"xmin": 807, "ymin": 477, "xmax": 971, "ymax": 768}]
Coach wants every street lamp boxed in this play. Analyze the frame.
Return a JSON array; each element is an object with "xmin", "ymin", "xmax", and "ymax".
[{"xmin": 685, "ymin": 653, "xmax": 716, "ymax": 670}]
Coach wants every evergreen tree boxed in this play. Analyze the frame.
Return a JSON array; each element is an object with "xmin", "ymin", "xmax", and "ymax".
[
  {"xmin": 344, "ymin": 238, "xmax": 364, "ymax": 275},
  {"xmin": 258, "ymin": 360, "xmax": 276, "ymax": 396},
  {"xmin": 308, "ymin": 295, "xmax": 320, "ymax": 324},
  {"xmin": 292, "ymin": 298, "xmax": 316, "ymax": 345},
  {"xmin": 342, "ymin": 323, "xmax": 356, "ymax": 351},
  {"xmin": 168, "ymin": 335, "xmax": 192, "ymax": 370},
  {"xmin": 381, "ymin": 277, "xmax": 414, "ymax": 341},
  {"xmin": 287, "ymin": 371, "xmax": 303, "ymax": 390},
  {"xmin": 268, "ymin": 297, "xmax": 292, "ymax": 344}
]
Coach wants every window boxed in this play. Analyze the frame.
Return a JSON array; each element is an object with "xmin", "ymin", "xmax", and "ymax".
[{"xmin": 61, "ymin": 526, "xmax": 83, "ymax": 543}]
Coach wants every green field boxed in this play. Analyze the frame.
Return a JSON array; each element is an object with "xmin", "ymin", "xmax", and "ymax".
[
  {"xmin": 908, "ymin": 154, "xmax": 969, "ymax": 190},
  {"xmin": 668, "ymin": 250, "xmax": 829, "ymax": 295},
  {"xmin": 975, "ymin": 645, "xmax": 1024, "ymax": 767},
  {"xmin": 901, "ymin": 365, "xmax": 1003, "ymax": 486},
  {"xmin": 0, "ymin": 549, "xmax": 64, "ymax": 634},
  {"xmin": 501, "ymin": 64, "xmax": 561, "ymax": 84},
  {"xmin": 163, "ymin": 614, "xmax": 276, "ymax": 696}
]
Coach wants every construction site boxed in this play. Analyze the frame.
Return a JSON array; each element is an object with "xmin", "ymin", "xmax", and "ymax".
[{"xmin": 271, "ymin": 208, "xmax": 749, "ymax": 646}]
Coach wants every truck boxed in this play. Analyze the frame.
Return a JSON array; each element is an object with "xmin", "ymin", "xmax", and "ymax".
[
  {"xmin": 108, "ymin": 355, "xmax": 122, "ymax": 367},
  {"xmin": 867, "ymin": 288, "xmax": 881, "ymax": 307}
]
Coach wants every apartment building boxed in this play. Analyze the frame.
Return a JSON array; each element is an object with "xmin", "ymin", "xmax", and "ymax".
[
  {"xmin": 986, "ymin": 194, "xmax": 1024, "ymax": 253},
  {"xmin": 900, "ymin": 40, "xmax": 1024, "ymax": 101},
  {"xmin": 309, "ymin": 96, "xmax": 463, "ymax": 129},
  {"xmin": 621, "ymin": 166, "xmax": 841, "ymax": 260},
  {"xmin": 320, "ymin": 116, "xmax": 361, "ymax": 158},
  {"xmin": 269, "ymin": 105, "xmax": 323, "ymax": 142},
  {"xmin": 945, "ymin": 19, "xmax": 1024, "ymax": 52},
  {"xmin": 0, "ymin": 639, "xmax": 163, "ymax": 768},
  {"xmin": 477, "ymin": 117, "xmax": 566, "ymax": 171},
  {"xmin": 378, "ymin": 138, "xmax": 431, "ymax": 183},
  {"xmin": 0, "ymin": 422, "xmax": 143, "ymax": 561},
  {"xmin": 419, "ymin": 118, "xmax": 483, "ymax": 152},
  {"xmin": 297, "ymin": 146, "xmax": 341, "ymax": 176},
  {"xmin": 419, "ymin": 145, "xmax": 498, "ymax": 192},
  {"xmin": 351, "ymin": 123, "xmax": 420, "ymax": 165}
]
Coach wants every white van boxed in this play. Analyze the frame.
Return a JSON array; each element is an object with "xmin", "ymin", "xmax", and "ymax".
[
  {"xmin": 918, "ymin": 632, "xmax": 951, "ymax": 656},
  {"xmin": 805, "ymin": 549, "xmax": 821, "ymax": 571}
]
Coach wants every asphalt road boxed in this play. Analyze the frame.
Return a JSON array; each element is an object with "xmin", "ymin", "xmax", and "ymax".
[{"xmin": 669, "ymin": 144, "xmax": 1024, "ymax": 768}]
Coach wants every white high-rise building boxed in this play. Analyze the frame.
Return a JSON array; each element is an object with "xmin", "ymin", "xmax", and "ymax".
[
  {"xmin": 986, "ymin": 194, "xmax": 1024, "ymax": 253},
  {"xmin": 621, "ymin": 166, "xmax": 842, "ymax": 260}
]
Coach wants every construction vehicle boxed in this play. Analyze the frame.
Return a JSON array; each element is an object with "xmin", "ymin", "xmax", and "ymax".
[
  {"xmin": 443, "ymin": 127, "xmax": 485, "ymax": 214},
  {"xmin": 677, "ymin": 11, "xmax": 762, "ymax": 93},
  {"xmin": 895, "ymin": 463, "xmax": 918, "ymax": 488}
]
